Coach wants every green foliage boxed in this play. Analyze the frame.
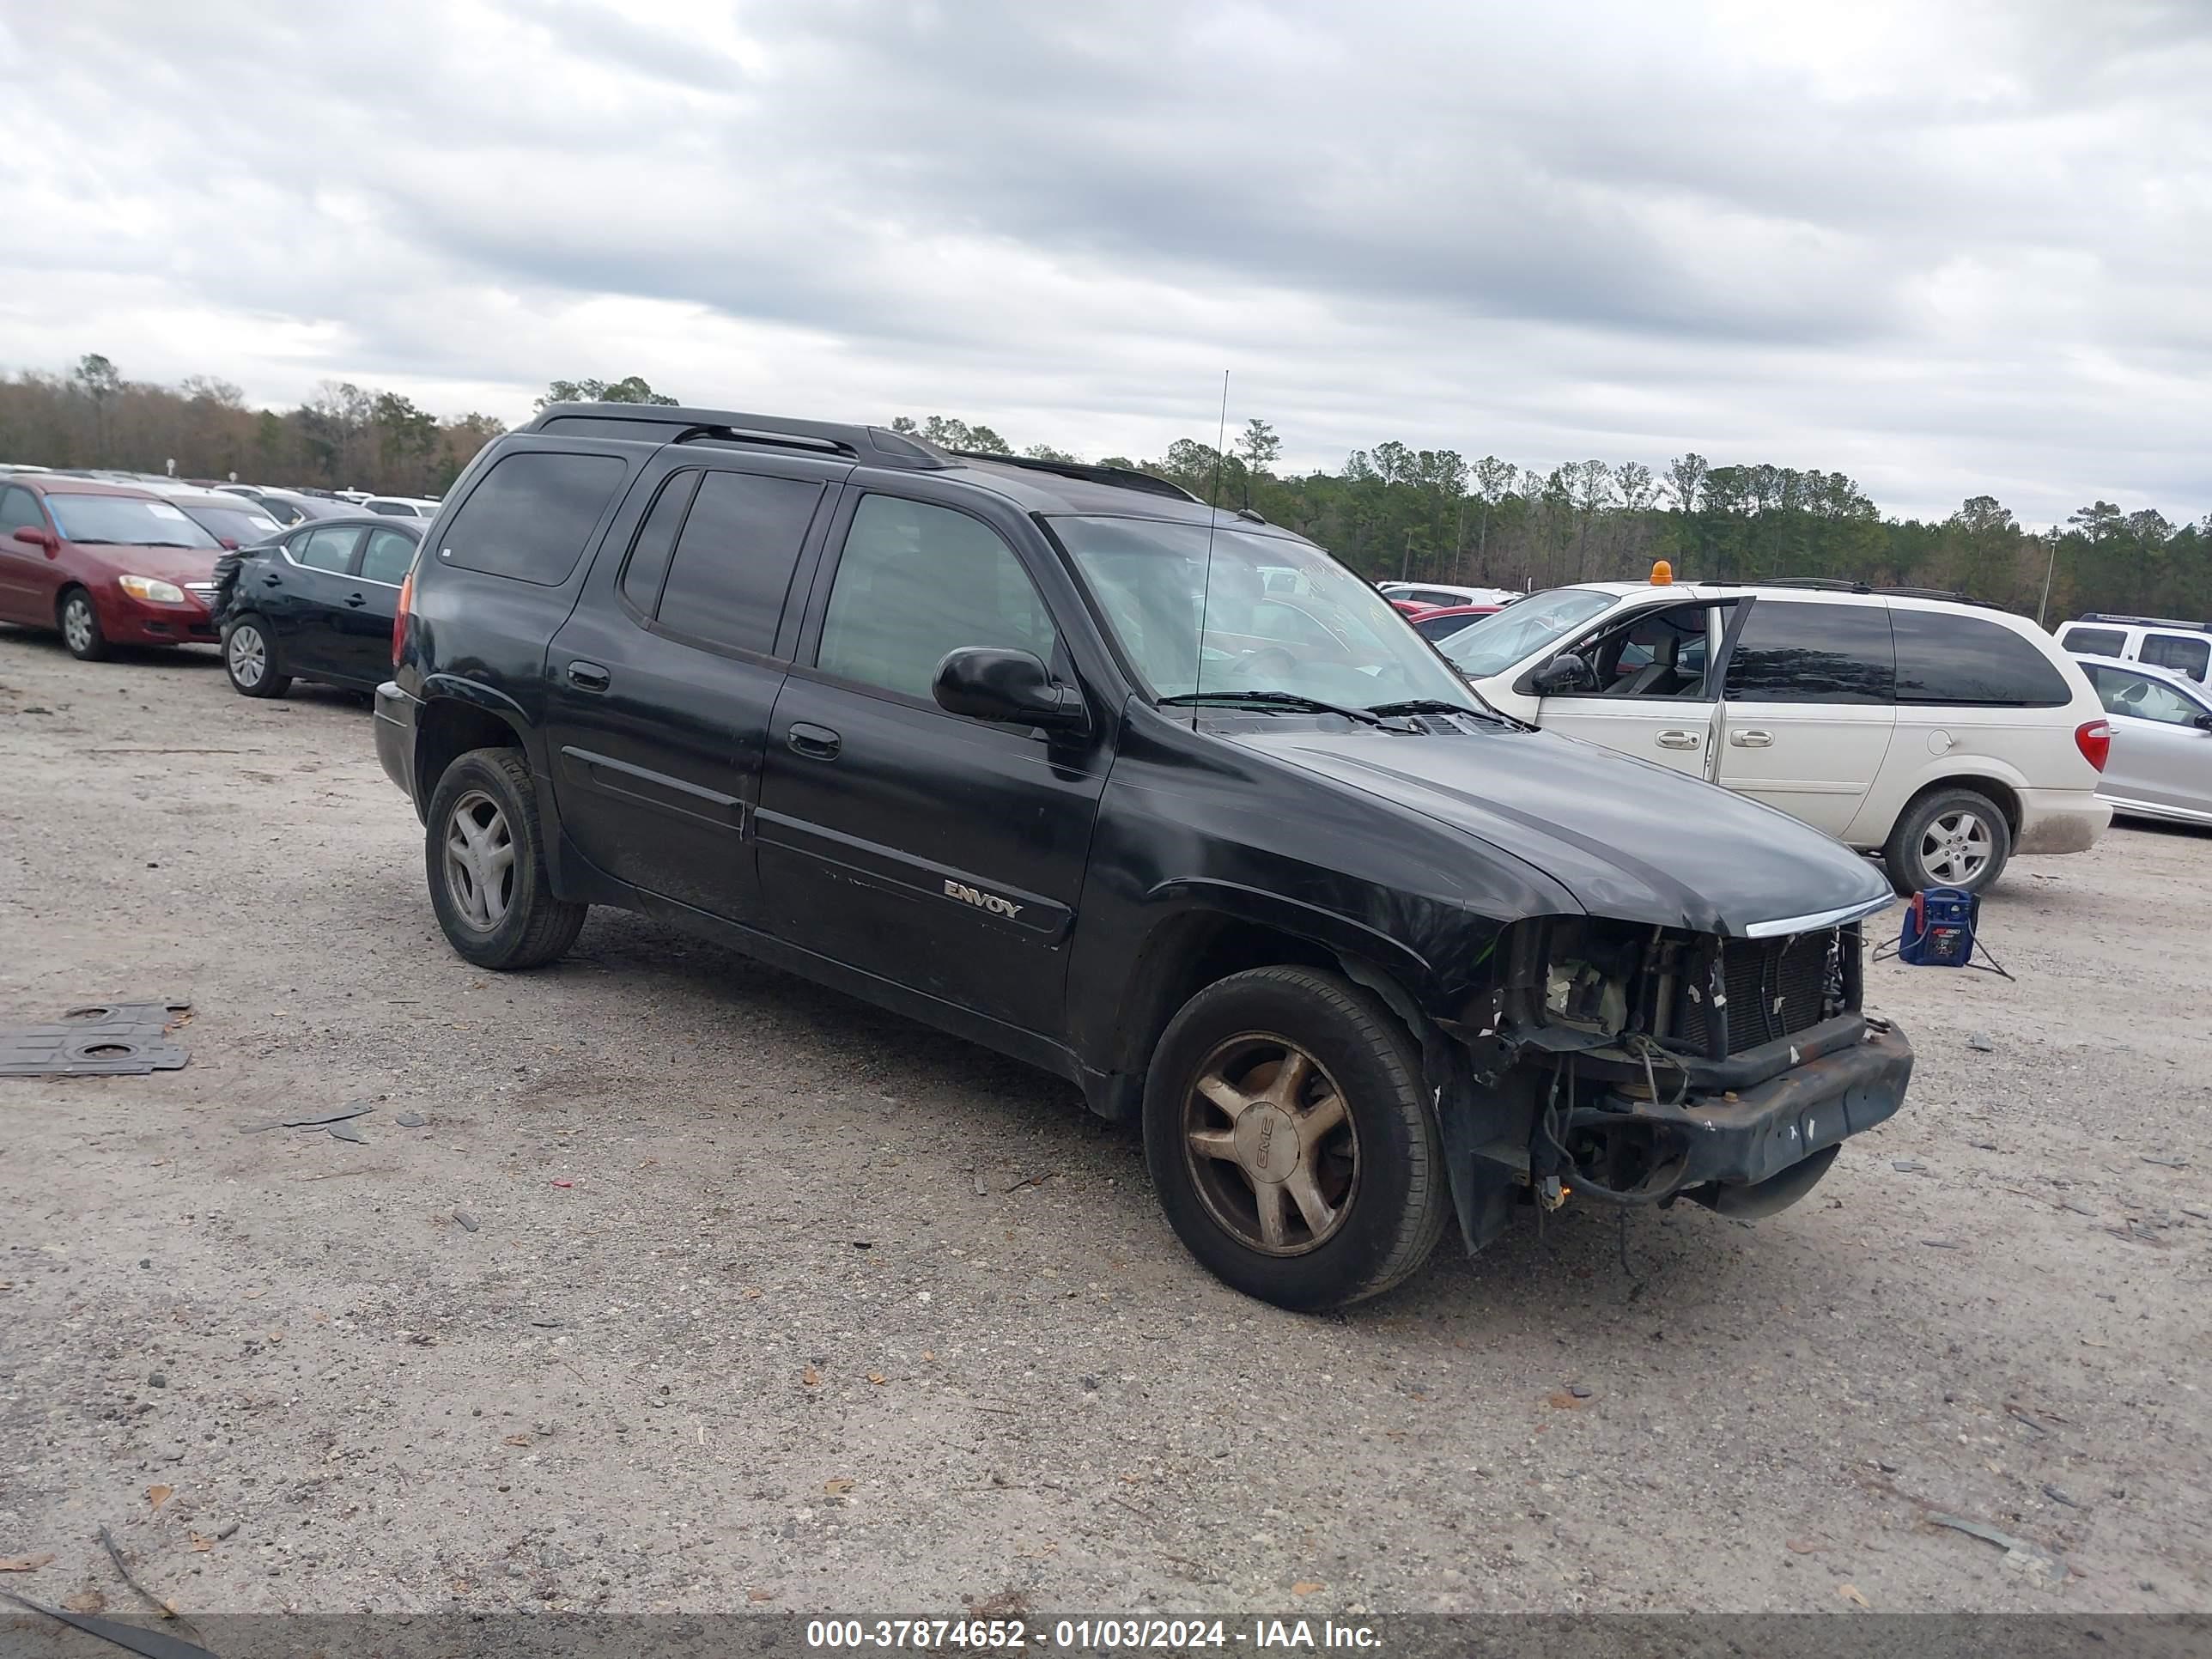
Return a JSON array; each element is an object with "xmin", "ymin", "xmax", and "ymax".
[
  {"xmin": 889, "ymin": 415, "xmax": 1012, "ymax": 454},
  {"xmin": 537, "ymin": 375, "xmax": 678, "ymax": 409}
]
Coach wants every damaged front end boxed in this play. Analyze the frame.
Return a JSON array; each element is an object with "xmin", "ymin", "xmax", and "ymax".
[{"xmin": 1427, "ymin": 914, "xmax": 1913, "ymax": 1253}]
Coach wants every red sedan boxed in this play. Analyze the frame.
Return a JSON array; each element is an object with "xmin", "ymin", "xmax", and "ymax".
[
  {"xmin": 1400, "ymin": 601, "xmax": 1502, "ymax": 642},
  {"xmin": 0, "ymin": 477, "xmax": 227, "ymax": 659}
]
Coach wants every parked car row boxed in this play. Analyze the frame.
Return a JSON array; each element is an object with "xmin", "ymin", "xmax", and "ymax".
[{"xmin": 0, "ymin": 470, "xmax": 422, "ymax": 689}]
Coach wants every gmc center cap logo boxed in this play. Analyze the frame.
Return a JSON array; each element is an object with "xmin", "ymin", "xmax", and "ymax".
[{"xmin": 944, "ymin": 879, "xmax": 1024, "ymax": 921}]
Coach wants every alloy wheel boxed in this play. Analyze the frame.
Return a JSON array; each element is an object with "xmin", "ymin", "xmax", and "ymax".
[
  {"xmin": 62, "ymin": 597, "xmax": 94, "ymax": 655},
  {"xmin": 1920, "ymin": 808, "xmax": 1993, "ymax": 885},
  {"xmin": 1181, "ymin": 1032, "xmax": 1360, "ymax": 1255},
  {"xmin": 228, "ymin": 625, "xmax": 267, "ymax": 689},
  {"xmin": 443, "ymin": 789, "xmax": 517, "ymax": 931}
]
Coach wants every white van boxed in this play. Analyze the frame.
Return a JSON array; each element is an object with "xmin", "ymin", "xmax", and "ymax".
[
  {"xmin": 2055, "ymin": 614, "xmax": 2210, "ymax": 685},
  {"xmin": 1436, "ymin": 574, "xmax": 2113, "ymax": 894}
]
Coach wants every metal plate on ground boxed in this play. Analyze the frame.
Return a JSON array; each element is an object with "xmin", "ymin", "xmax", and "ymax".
[{"xmin": 0, "ymin": 1001, "xmax": 192, "ymax": 1077}]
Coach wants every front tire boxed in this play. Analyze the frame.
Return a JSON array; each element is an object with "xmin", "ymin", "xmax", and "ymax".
[
  {"xmin": 59, "ymin": 588, "xmax": 109, "ymax": 661},
  {"xmin": 1884, "ymin": 786, "xmax": 2012, "ymax": 895},
  {"xmin": 424, "ymin": 747, "xmax": 586, "ymax": 969},
  {"xmin": 1143, "ymin": 966, "xmax": 1449, "ymax": 1311},
  {"xmin": 222, "ymin": 615, "xmax": 291, "ymax": 698}
]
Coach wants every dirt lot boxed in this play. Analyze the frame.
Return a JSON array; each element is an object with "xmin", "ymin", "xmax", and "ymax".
[{"xmin": 0, "ymin": 632, "xmax": 2207, "ymax": 1620}]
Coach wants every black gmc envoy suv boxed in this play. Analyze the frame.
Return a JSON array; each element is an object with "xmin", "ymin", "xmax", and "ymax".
[{"xmin": 374, "ymin": 401, "xmax": 1912, "ymax": 1310}]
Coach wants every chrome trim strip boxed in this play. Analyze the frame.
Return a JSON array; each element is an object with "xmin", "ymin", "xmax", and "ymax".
[{"xmin": 1741, "ymin": 893, "xmax": 1897, "ymax": 939}]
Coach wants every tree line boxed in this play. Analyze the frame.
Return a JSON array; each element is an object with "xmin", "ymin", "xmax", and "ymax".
[
  {"xmin": 3, "ymin": 357, "xmax": 2202, "ymax": 623},
  {"xmin": 934, "ymin": 415, "xmax": 2209, "ymax": 626}
]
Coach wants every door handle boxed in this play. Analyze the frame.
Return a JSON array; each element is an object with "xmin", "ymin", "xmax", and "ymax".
[
  {"xmin": 566, "ymin": 660, "xmax": 611, "ymax": 693},
  {"xmin": 1655, "ymin": 729, "xmax": 1701, "ymax": 750},
  {"xmin": 344, "ymin": 592, "xmax": 368, "ymax": 608},
  {"xmin": 1729, "ymin": 729, "xmax": 1774, "ymax": 747},
  {"xmin": 787, "ymin": 721, "xmax": 842, "ymax": 760},
  {"xmin": 261, "ymin": 573, "xmax": 282, "ymax": 586}
]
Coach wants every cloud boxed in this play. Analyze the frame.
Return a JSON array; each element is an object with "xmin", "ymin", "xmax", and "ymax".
[{"xmin": 0, "ymin": 0, "xmax": 2206, "ymax": 525}]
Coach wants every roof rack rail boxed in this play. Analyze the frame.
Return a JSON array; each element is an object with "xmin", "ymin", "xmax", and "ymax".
[
  {"xmin": 523, "ymin": 403, "xmax": 953, "ymax": 471},
  {"xmin": 946, "ymin": 449, "xmax": 1202, "ymax": 504},
  {"xmin": 1703, "ymin": 576, "xmax": 1995, "ymax": 608},
  {"xmin": 2077, "ymin": 611, "xmax": 2211, "ymax": 633}
]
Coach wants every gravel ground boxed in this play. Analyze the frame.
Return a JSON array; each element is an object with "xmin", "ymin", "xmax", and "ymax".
[{"xmin": 0, "ymin": 633, "xmax": 2206, "ymax": 1620}]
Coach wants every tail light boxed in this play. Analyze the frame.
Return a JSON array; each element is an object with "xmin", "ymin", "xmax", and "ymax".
[
  {"xmin": 2074, "ymin": 719, "xmax": 2111, "ymax": 772},
  {"xmin": 392, "ymin": 569, "xmax": 414, "ymax": 667}
]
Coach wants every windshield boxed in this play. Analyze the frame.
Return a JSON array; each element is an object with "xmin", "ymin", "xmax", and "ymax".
[
  {"xmin": 44, "ymin": 494, "xmax": 222, "ymax": 549},
  {"xmin": 179, "ymin": 503, "xmax": 282, "ymax": 544},
  {"xmin": 1436, "ymin": 586, "xmax": 1617, "ymax": 678},
  {"xmin": 1052, "ymin": 515, "xmax": 1482, "ymax": 712}
]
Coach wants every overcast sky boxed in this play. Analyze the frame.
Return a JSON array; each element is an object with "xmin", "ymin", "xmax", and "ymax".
[{"xmin": 2, "ymin": 0, "xmax": 2206, "ymax": 525}]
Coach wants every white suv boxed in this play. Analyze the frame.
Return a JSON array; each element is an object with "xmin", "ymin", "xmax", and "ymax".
[
  {"xmin": 2055, "ymin": 614, "xmax": 2210, "ymax": 685},
  {"xmin": 1435, "ymin": 577, "xmax": 2113, "ymax": 893}
]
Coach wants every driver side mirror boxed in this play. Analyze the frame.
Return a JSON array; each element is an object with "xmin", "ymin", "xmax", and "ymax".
[
  {"xmin": 2195, "ymin": 712, "xmax": 2212, "ymax": 732},
  {"xmin": 933, "ymin": 647, "xmax": 1090, "ymax": 736},
  {"xmin": 11, "ymin": 525, "xmax": 57, "ymax": 552},
  {"xmin": 1527, "ymin": 651, "xmax": 1598, "ymax": 696}
]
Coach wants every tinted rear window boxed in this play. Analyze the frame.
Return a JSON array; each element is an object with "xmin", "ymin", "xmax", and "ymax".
[
  {"xmin": 2141, "ymin": 632, "xmax": 2209, "ymax": 681},
  {"xmin": 436, "ymin": 452, "xmax": 626, "ymax": 586},
  {"xmin": 1893, "ymin": 610, "xmax": 2071, "ymax": 707},
  {"xmin": 650, "ymin": 470, "xmax": 823, "ymax": 654},
  {"xmin": 1723, "ymin": 601, "xmax": 1893, "ymax": 703},
  {"xmin": 2059, "ymin": 626, "xmax": 2126, "ymax": 656}
]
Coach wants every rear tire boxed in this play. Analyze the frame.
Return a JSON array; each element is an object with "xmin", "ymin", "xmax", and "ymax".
[
  {"xmin": 222, "ymin": 615, "xmax": 291, "ymax": 698},
  {"xmin": 1883, "ymin": 786, "xmax": 2012, "ymax": 895},
  {"xmin": 1143, "ymin": 966, "xmax": 1449, "ymax": 1311},
  {"xmin": 58, "ymin": 588, "xmax": 109, "ymax": 662},
  {"xmin": 424, "ymin": 747, "xmax": 586, "ymax": 969}
]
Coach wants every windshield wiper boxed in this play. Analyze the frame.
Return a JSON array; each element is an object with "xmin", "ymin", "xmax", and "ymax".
[
  {"xmin": 1364, "ymin": 699, "xmax": 1475, "ymax": 717},
  {"xmin": 134, "ymin": 540, "xmax": 203, "ymax": 549},
  {"xmin": 1160, "ymin": 690, "xmax": 1390, "ymax": 727},
  {"xmin": 1365, "ymin": 695, "xmax": 1533, "ymax": 732}
]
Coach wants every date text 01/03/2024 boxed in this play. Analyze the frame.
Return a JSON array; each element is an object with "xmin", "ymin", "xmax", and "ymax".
[{"xmin": 803, "ymin": 1619, "xmax": 1384, "ymax": 1650}]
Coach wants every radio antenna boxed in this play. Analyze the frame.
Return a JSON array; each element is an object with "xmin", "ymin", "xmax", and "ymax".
[{"xmin": 1190, "ymin": 369, "xmax": 1231, "ymax": 726}]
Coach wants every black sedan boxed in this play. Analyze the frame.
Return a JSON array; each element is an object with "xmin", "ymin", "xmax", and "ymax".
[{"xmin": 213, "ymin": 516, "xmax": 422, "ymax": 698}]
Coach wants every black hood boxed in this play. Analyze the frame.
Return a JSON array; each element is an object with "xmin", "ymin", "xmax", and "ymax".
[{"xmin": 1225, "ymin": 721, "xmax": 1896, "ymax": 938}]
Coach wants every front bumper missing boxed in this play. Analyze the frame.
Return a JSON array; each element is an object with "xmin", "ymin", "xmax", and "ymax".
[
  {"xmin": 1591, "ymin": 1023, "xmax": 1915, "ymax": 1195},
  {"xmin": 1447, "ymin": 1021, "xmax": 1914, "ymax": 1249}
]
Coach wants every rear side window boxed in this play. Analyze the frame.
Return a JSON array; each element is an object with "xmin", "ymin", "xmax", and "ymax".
[
  {"xmin": 437, "ymin": 451, "xmax": 625, "ymax": 586},
  {"xmin": 617, "ymin": 471, "xmax": 698, "ymax": 617},
  {"xmin": 2059, "ymin": 626, "xmax": 2126, "ymax": 656},
  {"xmin": 294, "ymin": 526, "xmax": 362, "ymax": 573},
  {"xmin": 1724, "ymin": 602, "xmax": 1893, "ymax": 703},
  {"xmin": 359, "ymin": 528, "xmax": 417, "ymax": 586},
  {"xmin": 2141, "ymin": 632, "xmax": 2209, "ymax": 682},
  {"xmin": 651, "ymin": 470, "xmax": 823, "ymax": 655},
  {"xmin": 1893, "ymin": 610, "xmax": 2072, "ymax": 707}
]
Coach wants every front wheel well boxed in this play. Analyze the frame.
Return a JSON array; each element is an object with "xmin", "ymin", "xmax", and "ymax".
[
  {"xmin": 1111, "ymin": 914, "xmax": 1363, "ymax": 1082},
  {"xmin": 415, "ymin": 698, "xmax": 524, "ymax": 805}
]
